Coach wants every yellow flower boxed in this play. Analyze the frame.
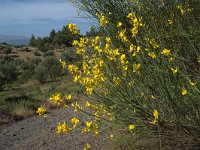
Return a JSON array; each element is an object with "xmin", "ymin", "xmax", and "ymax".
[
  {"xmin": 120, "ymin": 54, "xmax": 127, "ymax": 64},
  {"xmin": 71, "ymin": 102, "xmax": 82, "ymax": 113},
  {"xmin": 133, "ymin": 63, "xmax": 141, "ymax": 73},
  {"xmin": 170, "ymin": 67, "xmax": 178, "ymax": 75},
  {"xmin": 113, "ymin": 77, "xmax": 121, "ymax": 86},
  {"xmin": 85, "ymin": 101, "xmax": 91, "ymax": 107},
  {"xmin": 57, "ymin": 122, "xmax": 71, "ymax": 135},
  {"xmin": 97, "ymin": 13, "xmax": 108, "ymax": 26},
  {"xmin": 71, "ymin": 117, "xmax": 80, "ymax": 128},
  {"xmin": 149, "ymin": 39, "xmax": 159, "ymax": 49},
  {"xmin": 82, "ymin": 121, "xmax": 94, "ymax": 133},
  {"xmin": 128, "ymin": 81, "xmax": 135, "ymax": 87},
  {"xmin": 86, "ymin": 121, "xmax": 92, "ymax": 128},
  {"xmin": 72, "ymin": 40, "xmax": 79, "ymax": 46},
  {"xmin": 161, "ymin": 49, "xmax": 171, "ymax": 56},
  {"xmin": 84, "ymin": 143, "xmax": 91, "ymax": 150},
  {"xmin": 36, "ymin": 106, "xmax": 46, "ymax": 116},
  {"xmin": 106, "ymin": 37, "xmax": 111, "ymax": 43},
  {"xmin": 117, "ymin": 21, "xmax": 122, "ymax": 27},
  {"xmin": 151, "ymin": 109, "xmax": 159, "ymax": 125},
  {"xmin": 94, "ymin": 130, "xmax": 99, "ymax": 135},
  {"xmin": 182, "ymin": 87, "xmax": 187, "ymax": 96},
  {"xmin": 128, "ymin": 124, "xmax": 135, "ymax": 131},
  {"xmin": 68, "ymin": 23, "xmax": 78, "ymax": 34},
  {"xmin": 68, "ymin": 64, "xmax": 79, "ymax": 75},
  {"xmin": 151, "ymin": 95, "xmax": 156, "ymax": 99},
  {"xmin": 169, "ymin": 57, "xmax": 174, "ymax": 62},
  {"xmin": 126, "ymin": 12, "xmax": 140, "ymax": 37},
  {"xmin": 177, "ymin": 5, "xmax": 186, "ymax": 15},
  {"xmin": 141, "ymin": 92, "xmax": 146, "ymax": 98},
  {"xmin": 74, "ymin": 75, "xmax": 81, "ymax": 82},
  {"xmin": 197, "ymin": 56, "xmax": 200, "ymax": 63},
  {"xmin": 177, "ymin": 5, "xmax": 192, "ymax": 16},
  {"xmin": 129, "ymin": 44, "xmax": 136, "ymax": 53},
  {"xmin": 118, "ymin": 29, "xmax": 128, "ymax": 42},
  {"xmin": 86, "ymin": 87, "xmax": 94, "ymax": 95},
  {"xmin": 153, "ymin": 109, "xmax": 159, "ymax": 120},
  {"xmin": 50, "ymin": 92, "xmax": 63, "ymax": 106},
  {"xmin": 57, "ymin": 123, "xmax": 62, "ymax": 134},
  {"xmin": 65, "ymin": 94, "xmax": 72, "ymax": 100},
  {"xmin": 59, "ymin": 59, "xmax": 67, "ymax": 69},
  {"xmin": 148, "ymin": 52, "xmax": 157, "ymax": 59},
  {"xmin": 168, "ymin": 19, "xmax": 173, "ymax": 25},
  {"xmin": 131, "ymin": 26, "xmax": 138, "ymax": 37},
  {"xmin": 93, "ymin": 123, "xmax": 99, "ymax": 130},
  {"xmin": 94, "ymin": 45, "xmax": 102, "ymax": 53},
  {"xmin": 189, "ymin": 80, "xmax": 196, "ymax": 87},
  {"xmin": 127, "ymin": 12, "xmax": 135, "ymax": 19},
  {"xmin": 110, "ymin": 134, "xmax": 114, "ymax": 139}
]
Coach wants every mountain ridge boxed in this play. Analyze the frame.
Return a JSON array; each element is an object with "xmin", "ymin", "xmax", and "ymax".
[{"xmin": 0, "ymin": 34, "xmax": 29, "ymax": 45}]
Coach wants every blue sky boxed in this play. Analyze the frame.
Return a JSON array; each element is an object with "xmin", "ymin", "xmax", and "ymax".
[{"xmin": 0, "ymin": 0, "xmax": 94, "ymax": 38}]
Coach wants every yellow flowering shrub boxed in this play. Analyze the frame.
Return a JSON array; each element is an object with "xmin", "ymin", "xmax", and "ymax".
[{"xmin": 37, "ymin": 0, "xmax": 200, "ymax": 149}]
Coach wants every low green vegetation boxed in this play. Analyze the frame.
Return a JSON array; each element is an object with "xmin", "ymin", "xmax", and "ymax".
[
  {"xmin": 29, "ymin": 25, "xmax": 81, "ymax": 51},
  {"xmin": 0, "ymin": 37, "xmax": 81, "ymax": 124}
]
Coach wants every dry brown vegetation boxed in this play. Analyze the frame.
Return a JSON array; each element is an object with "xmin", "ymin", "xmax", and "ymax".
[
  {"xmin": 11, "ymin": 105, "xmax": 34, "ymax": 120},
  {"xmin": 0, "ymin": 46, "xmax": 64, "ymax": 60}
]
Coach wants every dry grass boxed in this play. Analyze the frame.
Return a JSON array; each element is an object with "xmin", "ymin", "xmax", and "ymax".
[
  {"xmin": 0, "ymin": 117, "xmax": 10, "ymax": 125},
  {"xmin": 11, "ymin": 105, "xmax": 34, "ymax": 120},
  {"xmin": 0, "ymin": 46, "xmax": 64, "ymax": 60},
  {"xmin": 10, "ymin": 47, "xmax": 39, "ymax": 60}
]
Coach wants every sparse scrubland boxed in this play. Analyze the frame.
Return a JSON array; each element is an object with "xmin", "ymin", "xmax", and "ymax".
[
  {"xmin": 0, "ymin": 28, "xmax": 80, "ymax": 124},
  {"xmin": 36, "ymin": 0, "xmax": 200, "ymax": 149}
]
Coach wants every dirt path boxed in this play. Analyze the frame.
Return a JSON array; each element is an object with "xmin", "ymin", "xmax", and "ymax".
[{"xmin": 0, "ymin": 105, "xmax": 113, "ymax": 150}]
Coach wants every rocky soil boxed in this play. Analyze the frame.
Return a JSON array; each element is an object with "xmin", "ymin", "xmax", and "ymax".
[{"xmin": 0, "ymin": 105, "xmax": 113, "ymax": 150}]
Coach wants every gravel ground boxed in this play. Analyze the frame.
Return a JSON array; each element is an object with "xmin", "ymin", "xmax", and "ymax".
[{"xmin": 0, "ymin": 104, "xmax": 114, "ymax": 150}]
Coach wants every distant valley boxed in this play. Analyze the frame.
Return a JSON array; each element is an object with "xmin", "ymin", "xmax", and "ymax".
[{"xmin": 0, "ymin": 34, "xmax": 29, "ymax": 45}]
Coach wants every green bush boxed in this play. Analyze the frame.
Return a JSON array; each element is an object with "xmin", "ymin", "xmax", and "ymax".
[
  {"xmin": 43, "ymin": 56, "xmax": 56, "ymax": 70},
  {"xmin": 61, "ymin": 47, "xmax": 81, "ymax": 63},
  {"xmin": 43, "ymin": 51, "xmax": 54, "ymax": 57},
  {"xmin": 49, "ymin": 62, "xmax": 62, "ymax": 79},
  {"xmin": 85, "ymin": 25, "xmax": 99, "ymax": 36},
  {"xmin": 43, "ymin": 56, "xmax": 62, "ymax": 79},
  {"xmin": 20, "ymin": 60, "xmax": 36, "ymax": 72},
  {"xmin": 0, "ymin": 73, "xmax": 4, "ymax": 91},
  {"xmin": 3, "ymin": 46, "xmax": 12, "ymax": 55},
  {"xmin": 0, "ymin": 63, "xmax": 17, "ymax": 83},
  {"xmin": 14, "ymin": 58, "xmax": 24, "ymax": 66},
  {"xmin": 30, "ymin": 58, "xmax": 41, "ymax": 66},
  {"xmin": 34, "ymin": 65, "xmax": 48, "ymax": 84},
  {"xmin": 34, "ymin": 50, "xmax": 42, "ymax": 56}
]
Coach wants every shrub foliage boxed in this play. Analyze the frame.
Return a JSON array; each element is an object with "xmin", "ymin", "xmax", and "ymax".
[{"xmin": 60, "ymin": 0, "xmax": 200, "ymax": 148}]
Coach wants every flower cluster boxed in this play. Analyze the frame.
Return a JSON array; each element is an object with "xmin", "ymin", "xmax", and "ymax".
[
  {"xmin": 96, "ymin": 13, "xmax": 108, "ymax": 26},
  {"xmin": 36, "ymin": 106, "xmax": 46, "ymax": 116},
  {"xmin": 57, "ymin": 122, "xmax": 72, "ymax": 134},
  {"xmin": 68, "ymin": 23, "xmax": 79, "ymax": 34},
  {"xmin": 50, "ymin": 92, "xmax": 63, "ymax": 106}
]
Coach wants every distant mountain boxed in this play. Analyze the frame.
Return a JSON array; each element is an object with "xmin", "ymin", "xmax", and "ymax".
[{"xmin": 0, "ymin": 34, "xmax": 29, "ymax": 45}]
